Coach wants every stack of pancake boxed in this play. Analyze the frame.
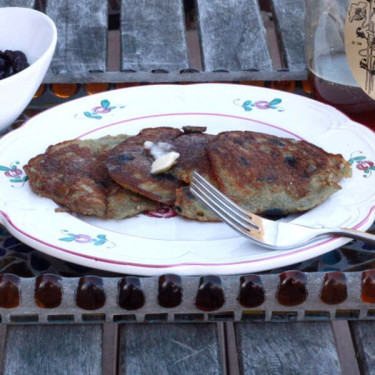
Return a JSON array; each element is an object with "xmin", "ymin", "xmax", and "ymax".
[{"xmin": 24, "ymin": 126, "xmax": 352, "ymax": 221}]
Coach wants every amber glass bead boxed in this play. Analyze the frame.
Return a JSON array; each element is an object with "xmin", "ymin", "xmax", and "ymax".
[
  {"xmin": 239, "ymin": 80, "xmax": 265, "ymax": 87},
  {"xmin": 114, "ymin": 82, "xmax": 144, "ymax": 89},
  {"xmin": 320, "ymin": 272, "xmax": 347, "ymax": 305},
  {"xmin": 118, "ymin": 277, "xmax": 145, "ymax": 310},
  {"xmin": 76, "ymin": 276, "xmax": 106, "ymax": 310},
  {"xmin": 270, "ymin": 80, "xmax": 296, "ymax": 92},
  {"xmin": 238, "ymin": 275, "xmax": 265, "ymax": 308},
  {"xmin": 302, "ymin": 80, "xmax": 312, "ymax": 94},
  {"xmin": 0, "ymin": 274, "xmax": 20, "ymax": 308},
  {"xmin": 84, "ymin": 83, "xmax": 109, "ymax": 95},
  {"xmin": 158, "ymin": 274, "xmax": 182, "ymax": 308},
  {"xmin": 276, "ymin": 271, "xmax": 307, "ymax": 306},
  {"xmin": 33, "ymin": 84, "xmax": 45, "ymax": 98},
  {"xmin": 361, "ymin": 269, "xmax": 375, "ymax": 303},
  {"xmin": 52, "ymin": 83, "xmax": 78, "ymax": 98},
  {"xmin": 195, "ymin": 275, "xmax": 225, "ymax": 311},
  {"xmin": 35, "ymin": 274, "xmax": 63, "ymax": 308}
]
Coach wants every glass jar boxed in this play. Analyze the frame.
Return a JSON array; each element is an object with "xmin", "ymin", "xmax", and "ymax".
[{"xmin": 305, "ymin": 0, "xmax": 375, "ymax": 129}]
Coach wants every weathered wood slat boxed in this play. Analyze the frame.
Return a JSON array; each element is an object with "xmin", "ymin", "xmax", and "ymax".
[
  {"xmin": 120, "ymin": 0, "xmax": 189, "ymax": 72},
  {"xmin": 235, "ymin": 322, "xmax": 342, "ymax": 375},
  {"xmin": 331, "ymin": 321, "xmax": 361, "ymax": 375},
  {"xmin": 196, "ymin": 0, "xmax": 272, "ymax": 72},
  {"xmin": 350, "ymin": 321, "xmax": 375, "ymax": 375},
  {"xmin": 0, "ymin": 0, "xmax": 34, "ymax": 6},
  {"xmin": 118, "ymin": 323, "xmax": 223, "ymax": 375},
  {"xmin": 270, "ymin": 0, "xmax": 306, "ymax": 71},
  {"xmin": 2, "ymin": 324, "xmax": 103, "ymax": 375},
  {"xmin": 45, "ymin": 0, "xmax": 108, "ymax": 75}
]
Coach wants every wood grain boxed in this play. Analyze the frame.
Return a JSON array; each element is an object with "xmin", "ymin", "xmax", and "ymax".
[
  {"xmin": 45, "ymin": 0, "xmax": 108, "ymax": 75},
  {"xmin": 2, "ymin": 324, "xmax": 103, "ymax": 375},
  {"xmin": 350, "ymin": 321, "xmax": 375, "ymax": 375},
  {"xmin": 235, "ymin": 322, "xmax": 342, "ymax": 375},
  {"xmin": 118, "ymin": 323, "xmax": 223, "ymax": 374},
  {"xmin": 196, "ymin": 0, "xmax": 272, "ymax": 72},
  {"xmin": 270, "ymin": 0, "xmax": 306, "ymax": 71},
  {"xmin": 120, "ymin": 0, "xmax": 189, "ymax": 72},
  {"xmin": 0, "ymin": 0, "xmax": 34, "ymax": 7}
]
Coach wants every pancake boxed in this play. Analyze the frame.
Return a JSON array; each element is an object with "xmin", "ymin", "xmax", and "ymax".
[
  {"xmin": 24, "ymin": 135, "xmax": 158, "ymax": 219},
  {"xmin": 174, "ymin": 186, "xmax": 220, "ymax": 222},
  {"xmin": 169, "ymin": 131, "xmax": 217, "ymax": 184},
  {"xmin": 106, "ymin": 127, "xmax": 183, "ymax": 205},
  {"xmin": 168, "ymin": 129, "xmax": 220, "ymax": 221},
  {"xmin": 207, "ymin": 131, "xmax": 352, "ymax": 215}
]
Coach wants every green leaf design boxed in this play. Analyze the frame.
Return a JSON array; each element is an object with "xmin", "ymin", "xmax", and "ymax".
[
  {"xmin": 101, "ymin": 99, "xmax": 110, "ymax": 108},
  {"xmin": 269, "ymin": 98, "xmax": 282, "ymax": 106},
  {"xmin": 59, "ymin": 237, "xmax": 76, "ymax": 242},
  {"xmin": 0, "ymin": 166, "xmax": 10, "ymax": 171}
]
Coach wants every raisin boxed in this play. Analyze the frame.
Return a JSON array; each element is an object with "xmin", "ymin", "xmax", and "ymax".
[{"xmin": 0, "ymin": 49, "xmax": 30, "ymax": 80}]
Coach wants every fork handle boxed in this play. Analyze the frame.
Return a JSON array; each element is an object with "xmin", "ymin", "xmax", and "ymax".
[{"xmin": 327, "ymin": 228, "xmax": 375, "ymax": 245}]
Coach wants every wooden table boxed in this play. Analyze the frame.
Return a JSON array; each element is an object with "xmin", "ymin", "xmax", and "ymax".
[{"xmin": 1, "ymin": 1, "xmax": 375, "ymax": 374}]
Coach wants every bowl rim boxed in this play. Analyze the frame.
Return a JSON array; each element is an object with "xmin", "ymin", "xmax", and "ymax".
[{"xmin": 0, "ymin": 7, "xmax": 58, "ymax": 86}]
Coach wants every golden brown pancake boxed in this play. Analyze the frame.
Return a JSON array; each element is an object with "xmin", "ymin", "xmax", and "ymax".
[
  {"xmin": 24, "ymin": 135, "xmax": 158, "ymax": 219},
  {"xmin": 206, "ymin": 131, "xmax": 352, "ymax": 215},
  {"xmin": 106, "ymin": 127, "xmax": 183, "ymax": 205}
]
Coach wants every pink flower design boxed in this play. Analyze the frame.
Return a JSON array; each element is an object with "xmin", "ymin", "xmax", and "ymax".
[
  {"xmin": 357, "ymin": 160, "xmax": 374, "ymax": 170},
  {"xmin": 4, "ymin": 168, "xmax": 22, "ymax": 178},
  {"xmin": 91, "ymin": 106, "xmax": 111, "ymax": 114},
  {"xmin": 254, "ymin": 100, "xmax": 271, "ymax": 110},
  {"xmin": 143, "ymin": 206, "xmax": 177, "ymax": 218}
]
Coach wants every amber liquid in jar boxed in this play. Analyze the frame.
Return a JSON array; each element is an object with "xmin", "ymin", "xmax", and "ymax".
[{"xmin": 308, "ymin": 52, "xmax": 375, "ymax": 130}]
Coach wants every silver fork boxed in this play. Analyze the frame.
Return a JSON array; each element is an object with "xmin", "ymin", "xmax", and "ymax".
[{"xmin": 190, "ymin": 172, "xmax": 375, "ymax": 250}]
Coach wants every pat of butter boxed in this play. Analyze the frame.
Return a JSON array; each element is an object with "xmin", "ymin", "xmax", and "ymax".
[{"xmin": 151, "ymin": 151, "xmax": 180, "ymax": 174}]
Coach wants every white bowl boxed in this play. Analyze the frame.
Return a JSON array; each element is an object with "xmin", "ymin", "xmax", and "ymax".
[{"xmin": 0, "ymin": 7, "xmax": 57, "ymax": 133}]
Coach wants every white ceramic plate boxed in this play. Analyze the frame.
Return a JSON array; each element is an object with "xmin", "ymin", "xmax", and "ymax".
[{"xmin": 0, "ymin": 84, "xmax": 374, "ymax": 275}]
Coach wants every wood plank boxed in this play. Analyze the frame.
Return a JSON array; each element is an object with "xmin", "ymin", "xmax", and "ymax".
[
  {"xmin": 45, "ymin": 0, "xmax": 108, "ymax": 75},
  {"xmin": 196, "ymin": 0, "xmax": 272, "ymax": 72},
  {"xmin": 102, "ymin": 323, "xmax": 119, "ymax": 375},
  {"xmin": 350, "ymin": 321, "xmax": 375, "ymax": 375},
  {"xmin": 0, "ymin": 0, "xmax": 34, "ymax": 6},
  {"xmin": 331, "ymin": 321, "xmax": 360, "ymax": 375},
  {"xmin": 3, "ymin": 324, "xmax": 103, "ymax": 375},
  {"xmin": 118, "ymin": 323, "xmax": 223, "ymax": 375},
  {"xmin": 120, "ymin": 0, "xmax": 189, "ymax": 72},
  {"xmin": 0, "ymin": 325, "xmax": 8, "ymax": 375},
  {"xmin": 269, "ymin": 0, "xmax": 306, "ymax": 71},
  {"xmin": 235, "ymin": 322, "xmax": 341, "ymax": 375}
]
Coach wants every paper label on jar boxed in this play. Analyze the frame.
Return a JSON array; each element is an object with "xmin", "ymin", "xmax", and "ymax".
[{"xmin": 345, "ymin": 0, "xmax": 375, "ymax": 99}]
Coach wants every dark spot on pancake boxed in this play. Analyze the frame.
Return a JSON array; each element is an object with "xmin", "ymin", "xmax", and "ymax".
[
  {"xmin": 284, "ymin": 156, "xmax": 297, "ymax": 168},
  {"xmin": 174, "ymin": 205, "xmax": 182, "ymax": 213},
  {"xmin": 240, "ymin": 157, "xmax": 251, "ymax": 167},
  {"xmin": 118, "ymin": 154, "xmax": 134, "ymax": 162},
  {"xmin": 233, "ymin": 138, "xmax": 243, "ymax": 145},
  {"xmin": 155, "ymin": 174, "xmax": 178, "ymax": 182},
  {"xmin": 257, "ymin": 175, "xmax": 277, "ymax": 182},
  {"xmin": 268, "ymin": 138, "xmax": 285, "ymax": 147},
  {"xmin": 261, "ymin": 208, "xmax": 288, "ymax": 220}
]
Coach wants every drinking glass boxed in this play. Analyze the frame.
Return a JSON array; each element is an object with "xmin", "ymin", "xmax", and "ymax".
[{"xmin": 305, "ymin": 0, "xmax": 375, "ymax": 129}]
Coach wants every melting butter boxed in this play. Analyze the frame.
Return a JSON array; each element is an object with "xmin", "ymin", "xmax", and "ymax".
[{"xmin": 144, "ymin": 141, "xmax": 180, "ymax": 174}]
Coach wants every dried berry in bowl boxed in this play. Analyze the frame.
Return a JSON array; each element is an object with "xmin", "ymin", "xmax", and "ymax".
[{"xmin": 0, "ymin": 50, "xmax": 29, "ymax": 80}]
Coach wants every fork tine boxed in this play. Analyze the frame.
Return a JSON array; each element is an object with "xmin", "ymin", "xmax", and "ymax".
[
  {"xmin": 192, "ymin": 173, "xmax": 254, "ymax": 223},
  {"xmin": 190, "ymin": 173, "xmax": 263, "ymax": 239},
  {"xmin": 191, "ymin": 172, "xmax": 259, "ymax": 230},
  {"xmin": 190, "ymin": 184, "xmax": 257, "ymax": 238}
]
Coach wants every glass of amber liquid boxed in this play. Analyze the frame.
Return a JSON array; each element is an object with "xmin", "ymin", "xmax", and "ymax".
[{"xmin": 305, "ymin": 0, "xmax": 375, "ymax": 130}]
